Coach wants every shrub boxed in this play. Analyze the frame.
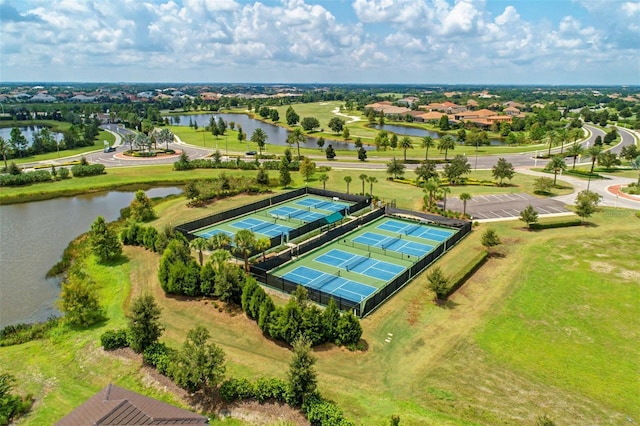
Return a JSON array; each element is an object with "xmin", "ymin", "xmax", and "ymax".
[
  {"xmin": 219, "ymin": 378, "xmax": 256, "ymax": 402},
  {"xmin": 0, "ymin": 169, "xmax": 52, "ymax": 186},
  {"xmin": 58, "ymin": 167, "xmax": 70, "ymax": 179},
  {"xmin": 100, "ymin": 329, "xmax": 129, "ymax": 350},
  {"xmin": 254, "ymin": 377, "xmax": 288, "ymax": 403},
  {"xmin": 445, "ymin": 251, "xmax": 488, "ymax": 298},
  {"xmin": 302, "ymin": 393, "xmax": 354, "ymax": 426},
  {"xmin": 71, "ymin": 163, "xmax": 105, "ymax": 177},
  {"xmin": 142, "ymin": 342, "xmax": 174, "ymax": 376},
  {"xmin": 0, "ymin": 318, "xmax": 59, "ymax": 347}
]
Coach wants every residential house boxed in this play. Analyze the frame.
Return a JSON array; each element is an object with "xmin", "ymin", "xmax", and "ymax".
[{"xmin": 55, "ymin": 384, "xmax": 208, "ymax": 425}]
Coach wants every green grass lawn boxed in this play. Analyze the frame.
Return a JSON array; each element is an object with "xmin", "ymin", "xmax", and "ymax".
[{"xmin": 2, "ymin": 186, "xmax": 639, "ymax": 424}]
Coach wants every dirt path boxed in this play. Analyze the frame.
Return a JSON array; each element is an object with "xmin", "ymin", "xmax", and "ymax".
[{"xmin": 331, "ymin": 107, "xmax": 361, "ymax": 123}]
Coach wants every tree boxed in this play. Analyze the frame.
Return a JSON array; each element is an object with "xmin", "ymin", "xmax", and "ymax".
[
  {"xmin": 250, "ymin": 128, "xmax": 268, "ymax": 155},
  {"xmin": 89, "ymin": 216, "xmax": 122, "ymax": 263},
  {"xmin": 546, "ymin": 130, "xmax": 559, "ymax": 157},
  {"xmin": 620, "ymin": 144, "xmax": 639, "ymax": 161},
  {"xmin": 9, "ymin": 128, "xmax": 27, "ymax": 158},
  {"xmin": 368, "ymin": 176, "xmax": 378, "ymax": 197},
  {"xmin": 286, "ymin": 106, "xmax": 299, "ymax": 126},
  {"xmin": 575, "ymin": 190, "xmax": 600, "ymax": 223},
  {"xmin": 459, "ymin": 192, "xmax": 472, "ymax": 217},
  {"xmin": 390, "ymin": 134, "xmax": 398, "ymax": 149},
  {"xmin": 301, "ymin": 117, "xmax": 320, "ymax": 132},
  {"xmin": 299, "ymin": 157, "xmax": 316, "ymax": 182},
  {"xmin": 442, "ymin": 154, "xmax": 471, "ymax": 184},
  {"xmin": 190, "ymin": 237, "xmax": 209, "ymax": 266},
  {"xmin": 158, "ymin": 128, "xmax": 174, "ymax": 150},
  {"xmin": 438, "ymin": 135, "xmax": 456, "ymax": 160},
  {"xmin": 545, "ymin": 155, "xmax": 567, "ymax": 185},
  {"xmin": 440, "ymin": 186, "xmax": 451, "ymax": 211},
  {"xmin": 481, "ymin": 228, "xmax": 501, "ymax": 253},
  {"xmin": 287, "ymin": 336, "xmax": 317, "ymax": 406},
  {"xmin": 533, "ymin": 177, "xmax": 554, "ymax": 194},
  {"xmin": 386, "ymin": 157, "xmax": 405, "ymax": 179},
  {"xmin": 421, "ymin": 136, "xmax": 435, "ymax": 161},
  {"xmin": 123, "ymin": 133, "xmax": 136, "ymax": 152},
  {"xmin": 594, "ymin": 135, "xmax": 603, "ymax": 146},
  {"xmin": 0, "ymin": 373, "xmax": 33, "ymax": 424},
  {"xmin": 57, "ymin": 272, "xmax": 104, "ymax": 328},
  {"xmin": 344, "ymin": 176, "xmax": 352, "ymax": 194},
  {"xmin": 357, "ymin": 147, "xmax": 367, "ymax": 161},
  {"xmin": 566, "ymin": 142, "xmax": 584, "ymax": 169},
  {"xmin": 129, "ymin": 190, "xmax": 156, "ymax": 222},
  {"xmin": 287, "ymin": 127, "xmax": 306, "ymax": 160},
  {"xmin": 438, "ymin": 114, "xmax": 450, "ymax": 130},
  {"xmin": 319, "ymin": 173, "xmax": 329, "ymax": 190},
  {"xmin": 359, "ymin": 173, "xmax": 368, "ymax": 195},
  {"xmin": 631, "ymin": 155, "xmax": 640, "ymax": 185},
  {"xmin": 269, "ymin": 109, "xmax": 279, "ymax": 122},
  {"xmin": 255, "ymin": 237, "xmax": 271, "ymax": 262},
  {"xmin": 256, "ymin": 166, "xmax": 269, "ymax": 185},
  {"xmin": 127, "ymin": 294, "xmax": 164, "ymax": 353},
  {"xmin": 374, "ymin": 130, "xmax": 389, "ymax": 151},
  {"xmin": 587, "ymin": 145, "xmax": 603, "ymax": 174},
  {"xmin": 399, "ymin": 136, "xmax": 413, "ymax": 162},
  {"xmin": 325, "ymin": 144, "xmax": 336, "ymax": 160},
  {"xmin": 491, "ymin": 157, "xmax": 515, "ymax": 185},
  {"xmin": 424, "ymin": 178, "xmax": 441, "ymax": 210},
  {"xmin": 171, "ymin": 326, "xmax": 226, "ymax": 393},
  {"xmin": 603, "ymin": 128, "xmax": 618, "ymax": 144},
  {"xmin": 414, "ymin": 161, "xmax": 438, "ymax": 186},
  {"xmin": 0, "ymin": 136, "xmax": 10, "ymax": 170},
  {"xmin": 597, "ymin": 151, "xmax": 621, "ymax": 170},
  {"xmin": 279, "ymin": 159, "xmax": 292, "ymax": 188},
  {"xmin": 234, "ymin": 229, "xmax": 256, "ymax": 272},
  {"xmin": 519, "ymin": 204, "xmax": 539, "ymax": 228},
  {"xmin": 427, "ymin": 267, "xmax": 449, "ymax": 301},
  {"xmin": 327, "ymin": 117, "xmax": 345, "ymax": 134},
  {"xmin": 342, "ymin": 126, "xmax": 350, "ymax": 140},
  {"xmin": 317, "ymin": 136, "xmax": 325, "ymax": 150}
]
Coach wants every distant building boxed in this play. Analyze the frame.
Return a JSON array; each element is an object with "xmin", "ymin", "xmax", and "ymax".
[
  {"xmin": 55, "ymin": 383, "xmax": 208, "ymax": 425},
  {"xmin": 31, "ymin": 93, "xmax": 57, "ymax": 102}
]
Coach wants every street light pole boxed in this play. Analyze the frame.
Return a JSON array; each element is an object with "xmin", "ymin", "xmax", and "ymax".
[{"xmin": 475, "ymin": 140, "xmax": 478, "ymax": 170}]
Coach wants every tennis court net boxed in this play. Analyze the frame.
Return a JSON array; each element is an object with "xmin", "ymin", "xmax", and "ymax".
[
  {"xmin": 338, "ymin": 239, "xmax": 407, "ymax": 261},
  {"xmin": 381, "ymin": 236, "xmax": 401, "ymax": 250},
  {"xmin": 251, "ymin": 221, "xmax": 272, "ymax": 233},
  {"xmin": 308, "ymin": 272, "xmax": 336, "ymax": 290},
  {"xmin": 345, "ymin": 255, "xmax": 369, "ymax": 272},
  {"xmin": 404, "ymin": 223, "xmax": 421, "ymax": 236}
]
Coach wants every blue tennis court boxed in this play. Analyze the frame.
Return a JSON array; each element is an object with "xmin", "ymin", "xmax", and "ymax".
[
  {"xmin": 230, "ymin": 217, "xmax": 292, "ymax": 237},
  {"xmin": 314, "ymin": 249, "xmax": 404, "ymax": 281},
  {"xmin": 282, "ymin": 266, "xmax": 377, "ymax": 303},
  {"xmin": 376, "ymin": 218, "xmax": 454, "ymax": 243},
  {"xmin": 353, "ymin": 232, "xmax": 434, "ymax": 257},
  {"xmin": 294, "ymin": 197, "xmax": 350, "ymax": 213},
  {"xmin": 268, "ymin": 205, "xmax": 325, "ymax": 223}
]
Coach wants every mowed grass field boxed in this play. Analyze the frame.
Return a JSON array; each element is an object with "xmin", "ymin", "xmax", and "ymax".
[{"xmin": 1, "ymin": 170, "xmax": 639, "ymax": 424}]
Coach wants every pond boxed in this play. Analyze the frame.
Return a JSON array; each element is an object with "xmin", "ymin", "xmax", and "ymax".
[
  {"xmin": 374, "ymin": 124, "xmax": 505, "ymax": 146},
  {"xmin": 0, "ymin": 187, "xmax": 182, "ymax": 328},
  {"xmin": 0, "ymin": 126, "xmax": 63, "ymax": 146},
  {"xmin": 168, "ymin": 113, "xmax": 372, "ymax": 151}
]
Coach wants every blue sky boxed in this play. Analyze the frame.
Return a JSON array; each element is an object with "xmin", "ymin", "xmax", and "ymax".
[{"xmin": 1, "ymin": 0, "xmax": 638, "ymax": 85}]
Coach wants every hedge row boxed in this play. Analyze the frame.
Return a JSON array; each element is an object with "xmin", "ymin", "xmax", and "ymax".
[
  {"xmin": 445, "ymin": 251, "xmax": 489, "ymax": 299},
  {"xmin": 70, "ymin": 163, "xmax": 105, "ymax": 177},
  {"xmin": 173, "ymin": 158, "xmax": 300, "ymax": 172},
  {"xmin": 0, "ymin": 169, "xmax": 53, "ymax": 186},
  {"xmin": 529, "ymin": 218, "xmax": 583, "ymax": 229}
]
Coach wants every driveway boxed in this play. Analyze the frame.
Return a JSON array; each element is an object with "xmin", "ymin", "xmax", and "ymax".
[{"xmin": 444, "ymin": 193, "xmax": 570, "ymax": 221}]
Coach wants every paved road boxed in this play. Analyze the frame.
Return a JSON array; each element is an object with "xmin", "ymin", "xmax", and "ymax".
[{"xmin": 445, "ymin": 193, "xmax": 570, "ymax": 221}]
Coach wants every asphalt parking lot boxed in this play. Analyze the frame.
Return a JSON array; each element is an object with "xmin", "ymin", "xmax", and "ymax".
[{"xmin": 445, "ymin": 193, "xmax": 570, "ymax": 220}]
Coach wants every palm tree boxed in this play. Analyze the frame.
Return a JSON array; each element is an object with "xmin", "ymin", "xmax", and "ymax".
[
  {"xmin": 548, "ymin": 155, "xmax": 567, "ymax": 185},
  {"xmin": 441, "ymin": 186, "xmax": 451, "ymax": 211},
  {"xmin": 158, "ymin": 128, "xmax": 174, "ymax": 150},
  {"xmin": 208, "ymin": 233, "xmax": 231, "ymax": 251},
  {"xmin": 287, "ymin": 127, "xmax": 306, "ymax": 160},
  {"xmin": 210, "ymin": 249, "xmax": 230, "ymax": 274},
  {"xmin": 123, "ymin": 133, "xmax": 135, "ymax": 153},
  {"xmin": 399, "ymin": 136, "xmax": 413, "ymax": 162},
  {"xmin": 255, "ymin": 237, "xmax": 271, "ymax": 262},
  {"xmin": 566, "ymin": 142, "xmax": 584, "ymax": 169},
  {"xmin": 424, "ymin": 178, "xmax": 441, "ymax": 210},
  {"xmin": 190, "ymin": 237, "xmax": 208, "ymax": 266},
  {"xmin": 234, "ymin": 229, "xmax": 256, "ymax": 272},
  {"xmin": 319, "ymin": 173, "xmax": 329, "ymax": 190},
  {"xmin": 439, "ymin": 136, "xmax": 456, "ymax": 160},
  {"xmin": 368, "ymin": 176, "xmax": 378, "ymax": 197},
  {"xmin": 344, "ymin": 176, "xmax": 352, "ymax": 194},
  {"xmin": 587, "ymin": 145, "xmax": 603, "ymax": 174},
  {"xmin": 459, "ymin": 192, "xmax": 472, "ymax": 217},
  {"xmin": 359, "ymin": 173, "xmax": 368, "ymax": 195},
  {"xmin": 421, "ymin": 136, "xmax": 435, "ymax": 161},
  {"xmin": 250, "ymin": 128, "xmax": 268, "ymax": 155},
  {"xmin": 558, "ymin": 128, "xmax": 568, "ymax": 154}
]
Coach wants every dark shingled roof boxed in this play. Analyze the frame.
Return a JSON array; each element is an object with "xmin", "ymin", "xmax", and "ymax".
[{"xmin": 55, "ymin": 384, "xmax": 208, "ymax": 425}]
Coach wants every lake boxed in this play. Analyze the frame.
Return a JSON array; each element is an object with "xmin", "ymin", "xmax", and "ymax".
[
  {"xmin": 169, "ymin": 113, "xmax": 369, "ymax": 151},
  {"xmin": 0, "ymin": 187, "xmax": 182, "ymax": 328},
  {"xmin": 0, "ymin": 126, "xmax": 63, "ymax": 146}
]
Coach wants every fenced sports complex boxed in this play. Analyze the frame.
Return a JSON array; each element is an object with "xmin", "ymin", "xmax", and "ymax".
[{"xmin": 176, "ymin": 189, "xmax": 471, "ymax": 317}]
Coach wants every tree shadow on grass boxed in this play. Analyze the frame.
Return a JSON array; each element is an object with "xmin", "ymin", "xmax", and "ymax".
[{"xmin": 100, "ymin": 254, "xmax": 129, "ymax": 267}]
